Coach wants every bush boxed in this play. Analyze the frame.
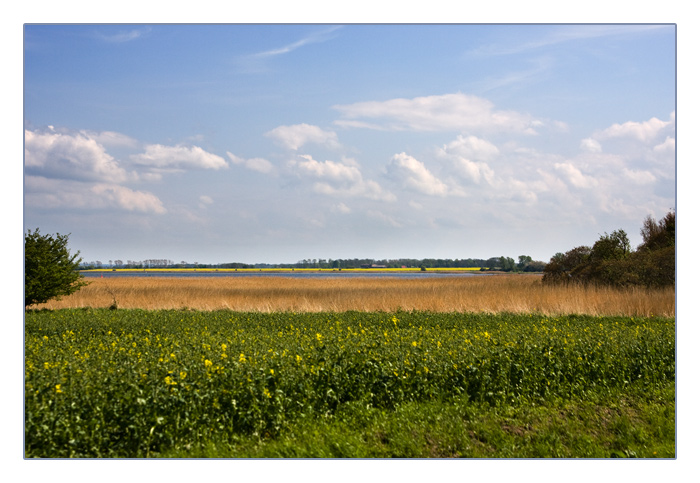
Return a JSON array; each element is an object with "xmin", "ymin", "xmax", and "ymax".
[
  {"xmin": 543, "ymin": 211, "xmax": 675, "ymax": 288},
  {"xmin": 24, "ymin": 229, "xmax": 88, "ymax": 307}
]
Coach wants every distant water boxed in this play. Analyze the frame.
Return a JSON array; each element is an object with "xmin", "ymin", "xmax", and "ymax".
[{"xmin": 81, "ymin": 270, "xmax": 494, "ymax": 279}]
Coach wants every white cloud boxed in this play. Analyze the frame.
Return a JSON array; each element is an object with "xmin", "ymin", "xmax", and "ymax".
[
  {"xmin": 366, "ymin": 210, "xmax": 403, "ymax": 228},
  {"xmin": 90, "ymin": 183, "xmax": 166, "ymax": 213},
  {"xmin": 623, "ymin": 168, "xmax": 656, "ymax": 185},
  {"xmin": 437, "ymin": 135, "xmax": 498, "ymax": 185},
  {"xmin": 96, "ymin": 27, "xmax": 150, "ymax": 43},
  {"xmin": 652, "ymin": 136, "xmax": 675, "ymax": 157},
  {"xmin": 25, "ymin": 176, "xmax": 166, "ymax": 214},
  {"xmin": 331, "ymin": 202, "xmax": 351, "ymax": 214},
  {"xmin": 264, "ymin": 124, "xmax": 340, "ymax": 151},
  {"xmin": 333, "ymin": 93, "xmax": 541, "ymax": 134},
  {"xmin": 131, "ymin": 144, "xmax": 228, "ymax": 171},
  {"xmin": 595, "ymin": 114, "xmax": 674, "ymax": 143},
  {"xmin": 580, "ymin": 138, "xmax": 602, "ymax": 153},
  {"xmin": 249, "ymin": 26, "xmax": 342, "ymax": 58},
  {"xmin": 554, "ymin": 162, "xmax": 598, "ymax": 189},
  {"xmin": 227, "ymin": 152, "xmax": 275, "ymax": 174},
  {"xmin": 289, "ymin": 154, "xmax": 395, "ymax": 201},
  {"xmin": 386, "ymin": 152, "xmax": 450, "ymax": 196},
  {"xmin": 198, "ymin": 195, "xmax": 214, "ymax": 209},
  {"xmin": 25, "ymin": 129, "xmax": 130, "ymax": 183},
  {"xmin": 82, "ymin": 130, "xmax": 140, "ymax": 149},
  {"xmin": 440, "ymin": 135, "xmax": 500, "ymax": 160}
]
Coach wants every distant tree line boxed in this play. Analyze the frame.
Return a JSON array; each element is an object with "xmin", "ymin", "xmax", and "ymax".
[
  {"xmin": 542, "ymin": 210, "xmax": 675, "ymax": 288},
  {"xmin": 269, "ymin": 257, "xmax": 545, "ymax": 271},
  {"xmin": 80, "ymin": 260, "xmax": 256, "ymax": 270},
  {"xmin": 80, "ymin": 256, "xmax": 546, "ymax": 272}
]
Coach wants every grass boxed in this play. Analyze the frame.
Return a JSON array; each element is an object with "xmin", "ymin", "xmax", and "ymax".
[
  {"xmin": 33, "ymin": 274, "xmax": 675, "ymax": 317},
  {"xmin": 160, "ymin": 383, "xmax": 675, "ymax": 458}
]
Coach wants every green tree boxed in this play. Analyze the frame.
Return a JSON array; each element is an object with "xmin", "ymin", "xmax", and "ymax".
[{"xmin": 25, "ymin": 228, "xmax": 88, "ymax": 307}]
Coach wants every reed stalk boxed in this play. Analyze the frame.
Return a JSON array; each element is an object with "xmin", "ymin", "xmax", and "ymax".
[{"xmin": 31, "ymin": 275, "xmax": 675, "ymax": 317}]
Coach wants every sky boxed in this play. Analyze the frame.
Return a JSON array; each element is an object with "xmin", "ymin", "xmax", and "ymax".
[{"xmin": 23, "ymin": 23, "xmax": 676, "ymax": 265}]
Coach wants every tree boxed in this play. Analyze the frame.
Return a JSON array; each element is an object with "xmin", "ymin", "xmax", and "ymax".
[
  {"xmin": 25, "ymin": 228, "xmax": 88, "ymax": 307},
  {"xmin": 517, "ymin": 255, "xmax": 532, "ymax": 271},
  {"xmin": 542, "ymin": 211, "xmax": 675, "ymax": 288}
]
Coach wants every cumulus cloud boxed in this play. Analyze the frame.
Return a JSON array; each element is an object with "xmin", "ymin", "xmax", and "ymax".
[
  {"xmin": 264, "ymin": 124, "xmax": 340, "ymax": 151},
  {"xmin": 25, "ymin": 176, "xmax": 166, "ymax": 214},
  {"xmin": 288, "ymin": 154, "xmax": 395, "ymax": 201},
  {"xmin": 594, "ymin": 113, "xmax": 675, "ymax": 143},
  {"xmin": 652, "ymin": 136, "xmax": 675, "ymax": 157},
  {"xmin": 25, "ymin": 128, "xmax": 131, "ymax": 183},
  {"xmin": 331, "ymin": 202, "xmax": 351, "ymax": 214},
  {"xmin": 131, "ymin": 144, "xmax": 228, "ymax": 171},
  {"xmin": 227, "ymin": 152, "xmax": 275, "ymax": 174},
  {"xmin": 554, "ymin": 162, "xmax": 598, "ymax": 189},
  {"xmin": 437, "ymin": 135, "xmax": 498, "ymax": 185},
  {"xmin": 580, "ymin": 138, "xmax": 602, "ymax": 153},
  {"xmin": 386, "ymin": 152, "xmax": 450, "ymax": 196},
  {"xmin": 82, "ymin": 130, "xmax": 140, "ymax": 149},
  {"xmin": 333, "ymin": 93, "xmax": 542, "ymax": 134}
]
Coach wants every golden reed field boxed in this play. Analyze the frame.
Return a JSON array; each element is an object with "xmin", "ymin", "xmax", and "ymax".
[{"xmin": 34, "ymin": 274, "xmax": 675, "ymax": 317}]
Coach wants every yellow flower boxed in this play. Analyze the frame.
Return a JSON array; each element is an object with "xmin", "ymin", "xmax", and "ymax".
[
  {"xmin": 239, "ymin": 353, "xmax": 246, "ymax": 363},
  {"xmin": 55, "ymin": 384, "xmax": 62, "ymax": 394},
  {"xmin": 164, "ymin": 376, "xmax": 177, "ymax": 386},
  {"xmin": 412, "ymin": 341, "xmax": 417, "ymax": 347},
  {"xmin": 270, "ymin": 369, "xmax": 275, "ymax": 375},
  {"xmin": 263, "ymin": 388, "xmax": 271, "ymax": 398},
  {"xmin": 221, "ymin": 343, "xmax": 227, "ymax": 351},
  {"xmin": 204, "ymin": 359, "xmax": 213, "ymax": 367},
  {"xmin": 296, "ymin": 354, "xmax": 302, "ymax": 363},
  {"xmin": 180, "ymin": 371, "xmax": 187, "ymax": 379}
]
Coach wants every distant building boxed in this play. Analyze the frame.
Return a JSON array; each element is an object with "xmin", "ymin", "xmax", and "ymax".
[{"xmin": 360, "ymin": 264, "xmax": 388, "ymax": 269}]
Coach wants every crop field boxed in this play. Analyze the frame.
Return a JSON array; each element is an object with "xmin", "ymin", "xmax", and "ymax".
[
  {"xmin": 32, "ymin": 275, "xmax": 675, "ymax": 316},
  {"xmin": 25, "ymin": 308, "xmax": 675, "ymax": 458}
]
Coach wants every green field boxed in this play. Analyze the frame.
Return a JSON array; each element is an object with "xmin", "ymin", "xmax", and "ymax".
[{"xmin": 25, "ymin": 309, "xmax": 675, "ymax": 458}]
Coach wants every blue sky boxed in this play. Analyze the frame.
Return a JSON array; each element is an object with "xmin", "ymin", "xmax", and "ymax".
[{"xmin": 23, "ymin": 23, "xmax": 676, "ymax": 265}]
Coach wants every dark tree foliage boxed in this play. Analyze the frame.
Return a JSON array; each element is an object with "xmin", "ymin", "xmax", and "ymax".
[
  {"xmin": 25, "ymin": 229, "xmax": 88, "ymax": 307},
  {"xmin": 542, "ymin": 211, "xmax": 675, "ymax": 288}
]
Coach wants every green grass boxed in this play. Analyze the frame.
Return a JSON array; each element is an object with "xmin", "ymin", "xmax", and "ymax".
[
  {"xmin": 24, "ymin": 309, "xmax": 675, "ymax": 458},
  {"xmin": 161, "ymin": 383, "xmax": 674, "ymax": 458}
]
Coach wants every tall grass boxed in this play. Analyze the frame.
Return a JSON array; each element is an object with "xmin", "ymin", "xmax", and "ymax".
[{"xmin": 33, "ymin": 275, "xmax": 675, "ymax": 317}]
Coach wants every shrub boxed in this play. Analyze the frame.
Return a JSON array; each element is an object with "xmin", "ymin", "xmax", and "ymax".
[
  {"xmin": 543, "ymin": 211, "xmax": 675, "ymax": 288},
  {"xmin": 24, "ymin": 229, "xmax": 88, "ymax": 307}
]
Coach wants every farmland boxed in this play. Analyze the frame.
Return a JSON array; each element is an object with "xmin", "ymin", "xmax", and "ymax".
[{"xmin": 25, "ymin": 303, "xmax": 675, "ymax": 458}]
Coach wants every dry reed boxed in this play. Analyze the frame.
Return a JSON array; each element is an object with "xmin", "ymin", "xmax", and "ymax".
[{"xmin": 31, "ymin": 275, "xmax": 675, "ymax": 317}]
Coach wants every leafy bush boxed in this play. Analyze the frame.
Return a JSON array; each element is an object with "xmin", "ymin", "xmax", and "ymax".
[
  {"xmin": 543, "ymin": 211, "xmax": 675, "ymax": 288},
  {"xmin": 25, "ymin": 229, "xmax": 88, "ymax": 307}
]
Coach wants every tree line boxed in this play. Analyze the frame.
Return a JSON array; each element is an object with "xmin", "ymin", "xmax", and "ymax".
[
  {"xmin": 542, "ymin": 210, "xmax": 675, "ymax": 288},
  {"xmin": 79, "ymin": 257, "xmax": 546, "ymax": 271}
]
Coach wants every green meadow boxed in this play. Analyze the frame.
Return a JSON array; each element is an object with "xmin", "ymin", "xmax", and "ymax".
[{"xmin": 25, "ymin": 309, "xmax": 675, "ymax": 458}]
